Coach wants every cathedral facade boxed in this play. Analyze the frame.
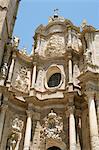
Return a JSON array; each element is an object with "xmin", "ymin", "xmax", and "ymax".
[{"xmin": 0, "ymin": 1, "xmax": 99, "ymax": 150}]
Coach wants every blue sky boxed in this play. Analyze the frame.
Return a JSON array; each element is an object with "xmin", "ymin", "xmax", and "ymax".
[{"xmin": 13, "ymin": 0, "xmax": 99, "ymax": 54}]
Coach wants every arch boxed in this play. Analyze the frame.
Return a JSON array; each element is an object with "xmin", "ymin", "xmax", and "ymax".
[
  {"xmin": 47, "ymin": 146, "xmax": 61, "ymax": 150},
  {"xmin": 46, "ymin": 138, "xmax": 66, "ymax": 150}
]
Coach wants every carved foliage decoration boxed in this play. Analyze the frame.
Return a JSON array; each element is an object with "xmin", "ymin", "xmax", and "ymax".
[
  {"xmin": 14, "ymin": 67, "xmax": 29, "ymax": 92},
  {"xmin": 40, "ymin": 110, "xmax": 63, "ymax": 141},
  {"xmin": 6, "ymin": 117, "xmax": 24, "ymax": 150},
  {"xmin": 45, "ymin": 34, "xmax": 65, "ymax": 57}
]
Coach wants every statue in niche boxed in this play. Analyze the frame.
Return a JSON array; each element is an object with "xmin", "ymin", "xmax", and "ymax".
[
  {"xmin": 40, "ymin": 110, "xmax": 63, "ymax": 141},
  {"xmin": 1, "ymin": 62, "xmax": 8, "ymax": 77},
  {"xmin": 15, "ymin": 67, "xmax": 29, "ymax": 92},
  {"xmin": 45, "ymin": 35, "xmax": 65, "ymax": 57},
  {"xmin": 84, "ymin": 49, "xmax": 92, "ymax": 63},
  {"xmin": 6, "ymin": 117, "xmax": 24, "ymax": 150}
]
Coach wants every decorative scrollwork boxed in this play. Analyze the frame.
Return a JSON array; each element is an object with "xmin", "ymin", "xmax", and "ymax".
[{"xmin": 40, "ymin": 110, "xmax": 63, "ymax": 141}]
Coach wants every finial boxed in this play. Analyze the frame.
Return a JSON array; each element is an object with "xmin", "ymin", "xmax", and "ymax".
[
  {"xmin": 54, "ymin": 9, "xmax": 59, "ymax": 18},
  {"xmin": 81, "ymin": 19, "xmax": 87, "ymax": 28}
]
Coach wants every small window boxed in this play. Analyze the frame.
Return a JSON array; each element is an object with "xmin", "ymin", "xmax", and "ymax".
[{"xmin": 47, "ymin": 73, "xmax": 61, "ymax": 88}]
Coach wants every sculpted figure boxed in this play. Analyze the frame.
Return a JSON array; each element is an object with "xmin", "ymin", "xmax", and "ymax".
[
  {"xmin": 1, "ymin": 62, "xmax": 8, "ymax": 76},
  {"xmin": 6, "ymin": 133, "xmax": 18, "ymax": 150},
  {"xmin": 6, "ymin": 117, "xmax": 24, "ymax": 150},
  {"xmin": 84, "ymin": 49, "xmax": 92, "ymax": 63},
  {"xmin": 12, "ymin": 36, "xmax": 20, "ymax": 48}
]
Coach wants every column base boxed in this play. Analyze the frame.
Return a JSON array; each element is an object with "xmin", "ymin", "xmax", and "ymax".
[
  {"xmin": 23, "ymin": 146, "xmax": 30, "ymax": 150},
  {"xmin": 90, "ymin": 135, "xmax": 99, "ymax": 150},
  {"xmin": 6, "ymin": 80, "xmax": 11, "ymax": 88},
  {"xmin": 67, "ymin": 82, "xmax": 73, "ymax": 92},
  {"xmin": 29, "ymin": 88, "xmax": 36, "ymax": 96},
  {"xmin": 70, "ymin": 143, "xmax": 76, "ymax": 150}
]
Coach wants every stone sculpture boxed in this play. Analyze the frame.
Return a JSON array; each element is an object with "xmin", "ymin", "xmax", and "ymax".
[{"xmin": 40, "ymin": 110, "xmax": 63, "ymax": 141}]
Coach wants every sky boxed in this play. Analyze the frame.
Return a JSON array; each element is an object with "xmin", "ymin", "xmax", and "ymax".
[{"xmin": 13, "ymin": 0, "xmax": 99, "ymax": 54}]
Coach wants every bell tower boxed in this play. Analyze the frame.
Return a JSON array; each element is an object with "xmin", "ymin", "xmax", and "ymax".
[{"xmin": 0, "ymin": 0, "xmax": 20, "ymax": 66}]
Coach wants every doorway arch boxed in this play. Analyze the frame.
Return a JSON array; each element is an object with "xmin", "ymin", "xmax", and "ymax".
[{"xmin": 47, "ymin": 146, "xmax": 61, "ymax": 150}]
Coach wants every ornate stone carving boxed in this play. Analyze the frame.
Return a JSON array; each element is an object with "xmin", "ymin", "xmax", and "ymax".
[
  {"xmin": 20, "ymin": 48, "xmax": 27, "ymax": 55},
  {"xmin": 6, "ymin": 117, "xmax": 24, "ymax": 150},
  {"xmin": 0, "ymin": 62, "xmax": 8, "ymax": 77},
  {"xmin": 84, "ymin": 48, "xmax": 92, "ymax": 63},
  {"xmin": 11, "ymin": 117, "xmax": 24, "ymax": 132},
  {"xmin": 14, "ymin": 67, "xmax": 29, "ymax": 92},
  {"xmin": 12, "ymin": 36, "xmax": 20, "ymax": 48},
  {"xmin": 45, "ymin": 35, "xmax": 65, "ymax": 57},
  {"xmin": 40, "ymin": 110, "xmax": 63, "ymax": 141}
]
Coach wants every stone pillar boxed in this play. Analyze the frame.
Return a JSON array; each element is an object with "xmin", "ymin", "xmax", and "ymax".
[
  {"xmin": 0, "ymin": 104, "xmax": 8, "ymax": 144},
  {"xmin": 86, "ymin": 92, "xmax": 99, "ymax": 150},
  {"xmin": 69, "ymin": 106, "xmax": 76, "ymax": 150},
  {"xmin": 67, "ymin": 52, "xmax": 73, "ymax": 91},
  {"xmin": 31, "ymin": 63, "xmax": 36, "ymax": 88},
  {"xmin": 68, "ymin": 56, "xmax": 72, "ymax": 83},
  {"xmin": 68, "ymin": 28, "xmax": 72, "ymax": 46},
  {"xmin": 27, "ymin": 70, "xmax": 31, "ymax": 91},
  {"xmin": 24, "ymin": 110, "xmax": 32, "ymax": 150},
  {"xmin": 96, "ymin": 100, "xmax": 99, "ymax": 131},
  {"xmin": 30, "ymin": 63, "xmax": 37, "ymax": 96},
  {"xmin": 66, "ymin": 95, "xmax": 76, "ymax": 150},
  {"xmin": 6, "ymin": 52, "xmax": 16, "ymax": 87}
]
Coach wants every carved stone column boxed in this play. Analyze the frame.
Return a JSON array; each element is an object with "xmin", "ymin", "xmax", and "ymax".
[
  {"xmin": 68, "ymin": 28, "xmax": 72, "ymax": 46},
  {"xmin": 0, "ymin": 104, "xmax": 8, "ymax": 144},
  {"xmin": 96, "ymin": 100, "xmax": 99, "ymax": 131},
  {"xmin": 24, "ymin": 110, "xmax": 32, "ymax": 150},
  {"xmin": 69, "ymin": 106, "xmax": 76, "ymax": 150},
  {"xmin": 31, "ymin": 62, "xmax": 36, "ymax": 88},
  {"xmin": 6, "ymin": 52, "xmax": 16, "ymax": 87},
  {"xmin": 30, "ymin": 62, "xmax": 36, "ymax": 96},
  {"xmin": 27, "ymin": 70, "xmax": 31, "ymax": 91},
  {"xmin": 66, "ymin": 95, "xmax": 76, "ymax": 150},
  {"xmin": 67, "ymin": 52, "xmax": 73, "ymax": 91},
  {"xmin": 86, "ymin": 92, "xmax": 99, "ymax": 150},
  {"xmin": 96, "ymin": 93, "xmax": 99, "ymax": 131}
]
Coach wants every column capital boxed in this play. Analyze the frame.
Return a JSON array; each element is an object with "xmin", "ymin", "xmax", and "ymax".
[
  {"xmin": 84, "ymin": 91, "xmax": 95, "ymax": 101},
  {"xmin": 26, "ymin": 110, "xmax": 33, "ymax": 118},
  {"xmin": 12, "ymin": 51, "xmax": 16, "ymax": 59},
  {"xmin": 33, "ymin": 62, "xmax": 37, "ymax": 66},
  {"xmin": 67, "ymin": 52, "xmax": 72, "ymax": 59},
  {"xmin": 65, "ymin": 105, "xmax": 75, "ymax": 117}
]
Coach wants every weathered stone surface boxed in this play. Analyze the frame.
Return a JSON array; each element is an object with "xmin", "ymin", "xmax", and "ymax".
[{"xmin": 0, "ymin": 2, "xmax": 99, "ymax": 150}]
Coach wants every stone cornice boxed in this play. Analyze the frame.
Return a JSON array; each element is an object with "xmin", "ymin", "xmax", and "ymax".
[
  {"xmin": 35, "ymin": 20, "xmax": 80, "ymax": 37},
  {"xmin": 78, "ymin": 70, "xmax": 99, "ymax": 83},
  {"xmin": 16, "ymin": 51, "xmax": 33, "ymax": 63}
]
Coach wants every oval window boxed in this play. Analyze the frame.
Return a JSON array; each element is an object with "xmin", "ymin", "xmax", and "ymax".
[{"xmin": 47, "ymin": 73, "xmax": 61, "ymax": 88}]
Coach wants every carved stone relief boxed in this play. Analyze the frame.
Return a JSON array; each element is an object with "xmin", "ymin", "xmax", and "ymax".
[
  {"xmin": 11, "ymin": 36, "xmax": 20, "ymax": 48},
  {"xmin": 84, "ymin": 48, "xmax": 92, "ymax": 64},
  {"xmin": 73, "ymin": 64, "xmax": 80, "ymax": 86},
  {"xmin": 6, "ymin": 117, "xmax": 24, "ymax": 150},
  {"xmin": 0, "ymin": 62, "xmax": 8, "ymax": 77},
  {"xmin": 14, "ymin": 67, "xmax": 29, "ymax": 92},
  {"xmin": 45, "ymin": 34, "xmax": 65, "ymax": 57},
  {"xmin": 40, "ymin": 110, "xmax": 64, "ymax": 142}
]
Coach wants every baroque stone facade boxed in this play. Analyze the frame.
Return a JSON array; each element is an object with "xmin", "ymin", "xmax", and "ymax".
[{"xmin": 0, "ymin": 1, "xmax": 99, "ymax": 150}]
